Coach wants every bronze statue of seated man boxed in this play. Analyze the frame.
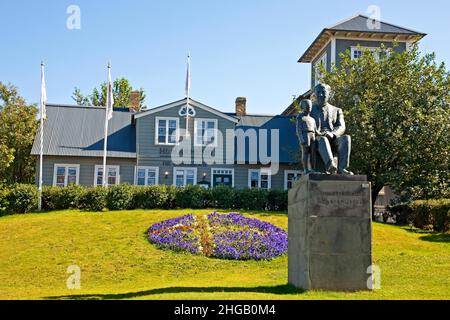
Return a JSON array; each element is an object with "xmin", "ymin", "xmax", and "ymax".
[{"xmin": 300, "ymin": 83, "xmax": 354, "ymax": 175}]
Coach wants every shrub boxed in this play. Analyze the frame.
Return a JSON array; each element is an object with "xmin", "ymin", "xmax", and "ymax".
[
  {"xmin": 134, "ymin": 185, "xmax": 171, "ymax": 209},
  {"xmin": 410, "ymin": 199, "xmax": 450, "ymax": 233},
  {"xmin": 175, "ymin": 185, "xmax": 208, "ymax": 209},
  {"xmin": 107, "ymin": 184, "xmax": 135, "ymax": 210},
  {"xmin": 41, "ymin": 186, "xmax": 61, "ymax": 211},
  {"xmin": 42, "ymin": 185, "xmax": 85, "ymax": 210},
  {"xmin": 0, "ymin": 188, "xmax": 9, "ymax": 215},
  {"xmin": 59, "ymin": 184, "xmax": 85, "ymax": 209},
  {"xmin": 210, "ymin": 185, "xmax": 236, "ymax": 209},
  {"xmin": 388, "ymin": 199, "xmax": 450, "ymax": 232},
  {"xmin": 267, "ymin": 189, "xmax": 288, "ymax": 211},
  {"xmin": 81, "ymin": 187, "xmax": 108, "ymax": 212},
  {"xmin": 234, "ymin": 188, "xmax": 269, "ymax": 211},
  {"xmin": 6, "ymin": 184, "xmax": 38, "ymax": 214}
]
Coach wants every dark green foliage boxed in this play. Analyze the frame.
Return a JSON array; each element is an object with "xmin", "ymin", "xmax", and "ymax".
[
  {"xmin": 388, "ymin": 199, "xmax": 450, "ymax": 232},
  {"xmin": 267, "ymin": 189, "xmax": 288, "ymax": 211},
  {"xmin": 175, "ymin": 185, "xmax": 209, "ymax": 209},
  {"xmin": 134, "ymin": 185, "xmax": 168, "ymax": 209},
  {"xmin": 42, "ymin": 185, "xmax": 85, "ymax": 211},
  {"xmin": 6, "ymin": 184, "xmax": 38, "ymax": 213},
  {"xmin": 2, "ymin": 184, "xmax": 290, "ymax": 214},
  {"xmin": 0, "ymin": 188, "xmax": 9, "ymax": 215},
  {"xmin": 210, "ymin": 185, "xmax": 236, "ymax": 209},
  {"xmin": 81, "ymin": 187, "xmax": 108, "ymax": 212},
  {"xmin": 321, "ymin": 45, "xmax": 450, "ymax": 205},
  {"xmin": 235, "ymin": 188, "xmax": 269, "ymax": 211},
  {"xmin": 107, "ymin": 184, "xmax": 135, "ymax": 210}
]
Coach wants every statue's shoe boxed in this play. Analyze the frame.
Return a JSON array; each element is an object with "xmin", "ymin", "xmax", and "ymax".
[
  {"xmin": 328, "ymin": 163, "xmax": 338, "ymax": 174},
  {"xmin": 338, "ymin": 169, "xmax": 354, "ymax": 175}
]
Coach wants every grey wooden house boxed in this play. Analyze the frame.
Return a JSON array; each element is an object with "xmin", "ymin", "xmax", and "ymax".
[{"xmin": 31, "ymin": 14, "xmax": 425, "ymax": 192}]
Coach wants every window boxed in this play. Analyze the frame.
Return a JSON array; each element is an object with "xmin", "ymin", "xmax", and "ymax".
[
  {"xmin": 284, "ymin": 170, "xmax": 302, "ymax": 190},
  {"xmin": 94, "ymin": 165, "xmax": 120, "ymax": 186},
  {"xmin": 248, "ymin": 169, "xmax": 272, "ymax": 190},
  {"xmin": 135, "ymin": 166, "xmax": 159, "ymax": 186},
  {"xmin": 314, "ymin": 52, "xmax": 327, "ymax": 86},
  {"xmin": 350, "ymin": 46, "xmax": 387, "ymax": 61},
  {"xmin": 173, "ymin": 167, "xmax": 197, "ymax": 187},
  {"xmin": 53, "ymin": 164, "xmax": 80, "ymax": 187},
  {"xmin": 155, "ymin": 117, "xmax": 179, "ymax": 145},
  {"xmin": 194, "ymin": 118, "xmax": 218, "ymax": 146},
  {"xmin": 211, "ymin": 168, "xmax": 234, "ymax": 187}
]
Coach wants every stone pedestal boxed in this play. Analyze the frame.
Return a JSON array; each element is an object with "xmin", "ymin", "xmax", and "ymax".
[{"xmin": 288, "ymin": 174, "xmax": 372, "ymax": 291}]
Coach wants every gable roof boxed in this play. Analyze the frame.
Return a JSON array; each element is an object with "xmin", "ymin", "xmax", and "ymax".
[
  {"xmin": 299, "ymin": 14, "xmax": 426, "ymax": 63},
  {"xmin": 31, "ymin": 105, "xmax": 136, "ymax": 158},
  {"xmin": 327, "ymin": 14, "xmax": 423, "ymax": 34},
  {"xmin": 135, "ymin": 97, "xmax": 239, "ymax": 123}
]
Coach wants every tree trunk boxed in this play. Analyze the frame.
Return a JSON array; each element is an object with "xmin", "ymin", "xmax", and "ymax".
[{"xmin": 371, "ymin": 184, "xmax": 384, "ymax": 221}]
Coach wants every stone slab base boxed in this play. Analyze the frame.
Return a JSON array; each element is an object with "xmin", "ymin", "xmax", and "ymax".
[{"xmin": 288, "ymin": 173, "xmax": 373, "ymax": 291}]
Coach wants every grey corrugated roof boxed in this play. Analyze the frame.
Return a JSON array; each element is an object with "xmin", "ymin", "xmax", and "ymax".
[
  {"xmin": 236, "ymin": 115, "xmax": 275, "ymax": 127},
  {"xmin": 235, "ymin": 115, "xmax": 299, "ymax": 164},
  {"xmin": 328, "ymin": 14, "xmax": 423, "ymax": 34},
  {"xmin": 31, "ymin": 105, "xmax": 136, "ymax": 158}
]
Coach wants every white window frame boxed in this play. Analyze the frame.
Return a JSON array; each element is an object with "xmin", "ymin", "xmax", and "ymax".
[
  {"xmin": 248, "ymin": 169, "xmax": 272, "ymax": 190},
  {"xmin": 94, "ymin": 165, "xmax": 120, "ymax": 187},
  {"xmin": 284, "ymin": 170, "xmax": 302, "ymax": 190},
  {"xmin": 194, "ymin": 118, "xmax": 218, "ymax": 147},
  {"xmin": 155, "ymin": 117, "xmax": 180, "ymax": 146},
  {"xmin": 173, "ymin": 167, "xmax": 198, "ymax": 187},
  {"xmin": 314, "ymin": 52, "xmax": 327, "ymax": 86},
  {"xmin": 134, "ymin": 166, "xmax": 159, "ymax": 186},
  {"xmin": 53, "ymin": 164, "xmax": 80, "ymax": 187},
  {"xmin": 211, "ymin": 168, "xmax": 235, "ymax": 188},
  {"xmin": 350, "ymin": 46, "xmax": 387, "ymax": 61}
]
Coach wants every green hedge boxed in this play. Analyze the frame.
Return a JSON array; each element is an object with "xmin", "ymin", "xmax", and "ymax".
[
  {"xmin": 0, "ymin": 184, "xmax": 288, "ymax": 214},
  {"xmin": 388, "ymin": 199, "xmax": 450, "ymax": 232}
]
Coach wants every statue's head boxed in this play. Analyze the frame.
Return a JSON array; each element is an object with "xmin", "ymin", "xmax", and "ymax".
[
  {"xmin": 300, "ymin": 99, "xmax": 312, "ymax": 114},
  {"xmin": 314, "ymin": 83, "xmax": 331, "ymax": 107}
]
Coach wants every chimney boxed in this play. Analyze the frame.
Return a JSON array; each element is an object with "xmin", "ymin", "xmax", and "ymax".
[
  {"xmin": 235, "ymin": 97, "xmax": 247, "ymax": 117},
  {"xmin": 128, "ymin": 91, "xmax": 141, "ymax": 112}
]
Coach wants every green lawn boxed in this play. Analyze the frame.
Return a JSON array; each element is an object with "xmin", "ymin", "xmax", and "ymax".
[{"xmin": 0, "ymin": 209, "xmax": 448, "ymax": 300}]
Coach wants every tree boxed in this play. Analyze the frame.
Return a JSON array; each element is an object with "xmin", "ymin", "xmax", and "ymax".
[
  {"xmin": 0, "ymin": 83, "xmax": 38, "ymax": 184},
  {"xmin": 320, "ymin": 45, "xmax": 450, "ymax": 210},
  {"xmin": 72, "ymin": 78, "xmax": 146, "ymax": 110}
]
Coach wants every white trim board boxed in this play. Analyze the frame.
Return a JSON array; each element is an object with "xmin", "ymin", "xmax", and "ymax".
[
  {"xmin": 155, "ymin": 116, "xmax": 180, "ymax": 146},
  {"xmin": 194, "ymin": 118, "xmax": 219, "ymax": 147},
  {"xmin": 173, "ymin": 167, "xmax": 198, "ymax": 187},
  {"xmin": 211, "ymin": 168, "xmax": 235, "ymax": 188},
  {"xmin": 94, "ymin": 165, "xmax": 121, "ymax": 186},
  {"xmin": 53, "ymin": 164, "xmax": 80, "ymax": 187},
  {"xmin": 135, "ymin": 98, "xmax": 239, "ymax": 123},
  {"xmin": 134, "ymin": 166, "xmax": 160, "ymax": 186}
]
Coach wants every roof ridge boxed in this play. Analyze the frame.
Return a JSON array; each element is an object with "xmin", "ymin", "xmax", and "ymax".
[
  {"xmin": 327, "ymin": 13, "xmax": 425, "ymax": 35},
  {"xmin": 46, "ymin": 104, "xmax": 133, "ymax": 112},
  {"xmin": 326, "ymin": 14, "xmax": 362, "ymax": 29}
]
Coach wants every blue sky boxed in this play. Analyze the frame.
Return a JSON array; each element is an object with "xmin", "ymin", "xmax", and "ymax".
[{"xmin": 0, "ymin": 0, "xmax": 448, "ymax": 114}]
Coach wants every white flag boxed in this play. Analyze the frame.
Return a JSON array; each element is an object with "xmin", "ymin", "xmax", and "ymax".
[
  {"xmin": 185, "ymin": 54, "xmax": 190, "ymax": 98},
  {"xmin": 106, "ymin": 64, "xmax": 114, "ymax": 120},
  {"xmin": 40, "ymin": 63, "xmax": 47, "ymax": 120}
]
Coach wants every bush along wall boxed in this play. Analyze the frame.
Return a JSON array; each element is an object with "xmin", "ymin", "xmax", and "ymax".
[
  {"xmin": 0, "ymin": 184, "xmax": 288, "ymax": 214},
  {"xmin": 388, "ymin": 199, "xmax": 450, "ymax": 232}
]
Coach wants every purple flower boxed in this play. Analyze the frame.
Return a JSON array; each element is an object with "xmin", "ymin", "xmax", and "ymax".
[{"xmin": 147, "ymin": 213, "xmax": 288, "ymax": 260}]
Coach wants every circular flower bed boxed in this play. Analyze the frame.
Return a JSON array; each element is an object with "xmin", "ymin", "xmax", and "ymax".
[{"xmin": 147, "ymin": 213, "xmax": 288, "ymax": 260}]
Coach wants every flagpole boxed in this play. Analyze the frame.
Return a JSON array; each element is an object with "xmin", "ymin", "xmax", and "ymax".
[
  {"xmin": 185, "ymin": 54, "xmax": 190, "ymax": 138},
  {"xmin": 102, "ymin": 62, "xmax": 111, "ymax": 187},
  {"xmin": 38, "ymin": 62, "xmax": 45, "ymax": 211}
]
